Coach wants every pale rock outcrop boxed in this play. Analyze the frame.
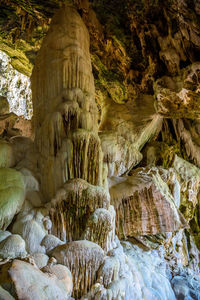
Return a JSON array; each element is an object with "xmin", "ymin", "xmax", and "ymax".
[
  {"xmin": 12, "ymin": 209, "xmax": 48, "ymax": 254},
  {"xmin": 110, "ymin": 167, "xmax": 186, "ymax": 238},
  {"xmin": 7, "ymin": 259, "xmax": 73, "ymax": 300},
  {"xmin": 41, "ymin": 263, "xmax": 73, "ymax": 296},
  {"xmin": 0, "ymin": 234, "xmax": 26, "ymax": 259},
  {"xmin": 32, "ymin": 253, "xmax": 49, "ymax": 269},
  {"xmin": 51, "ymin": 240, "xmax": 105, "ymax": 299},
  {"xmin": 41, "ymin": 234, "xmax": 64, "ymax": 254},
  {"xmin": 172, "ymin": 155, "xmax": 200, "ymax": 220},
  {"xmin": 0, "ymin": 168, "xmax": 25, "ymax": 230},
  {"xmin": 0, "ymin": 230, "xmax": 11, "ymax": 243},
  {"xmin": 0, "ymin": 286, "xmax": 15, "ymax": 300}
]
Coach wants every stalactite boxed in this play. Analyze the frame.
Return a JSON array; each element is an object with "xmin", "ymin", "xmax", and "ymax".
[
  {"xmin": 82, "ymin": 207, "xmax": 116, "ymax": 252},
  {"xmin": 51, "ymin": 240, "xmax": 105, "ymax": 299},
  {"xmin": 110, "ymin": 167, "xmax": 187, "ymax": 239},
  {"xmin": 49, "ymin": 179, "xmax": 110, "ymax": 242}
]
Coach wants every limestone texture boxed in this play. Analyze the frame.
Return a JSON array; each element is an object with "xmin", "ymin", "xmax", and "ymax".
[
  {"xmin": 0, "ymin": 1, "xmax": 200, "ymax": 300},
  {"xmin": 52, "ymin": 240, "xmax": 105, "ymax": 299},
  {"xmin": 110, "ymin": 167, "xmax": 187, "ymax": 238}
]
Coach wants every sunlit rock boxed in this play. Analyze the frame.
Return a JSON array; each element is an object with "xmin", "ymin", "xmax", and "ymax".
[{"xmin": 0, "ymin": 51, "xmax": 32, "ymax": 119}]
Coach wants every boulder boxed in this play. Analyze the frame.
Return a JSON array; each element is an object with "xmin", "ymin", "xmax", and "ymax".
[
  {"xmin": 0, "ymin": 234, "xmax": 26, "ymax": 259},
  {"xmin": 0, "ymin": 168, "xmax": 25, "ymax": 230}
]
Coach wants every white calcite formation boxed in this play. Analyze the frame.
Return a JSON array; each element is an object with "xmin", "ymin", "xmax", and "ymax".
[{"xmin": 0, "ymin": 51, "xmax": 32, "ymax": 119}]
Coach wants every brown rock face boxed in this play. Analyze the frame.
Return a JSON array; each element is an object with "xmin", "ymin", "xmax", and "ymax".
[
  {"xmin": 31, "ymin": 5, "xmax": 104, "ymax": 200},
  {"xmin": 110, "ymin": 167, "xmax": 186, "ymax": 239}
]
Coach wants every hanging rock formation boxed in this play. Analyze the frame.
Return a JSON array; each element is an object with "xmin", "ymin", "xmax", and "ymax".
[
  {"xmin": 110, "ymin": 167, "xmax": 187, "ymax": 239},
  {"xmin": 99, "ymin": 94, "xmax": 162, "ymax": 177}
]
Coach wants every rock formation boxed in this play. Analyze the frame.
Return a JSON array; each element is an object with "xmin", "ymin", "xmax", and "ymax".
[
  {"xmin": 0, "ymin": 0, "xmax": 200, "ymax": 299},
  {"xmin": 31, "ymin": 5, "xmax": 104, "ymax": 200}
]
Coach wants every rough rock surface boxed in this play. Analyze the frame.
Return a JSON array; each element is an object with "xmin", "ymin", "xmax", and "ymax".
[
  {"xmin": 0, "ymin": 234, "xmax": 26, "ymax": 259},
  {"xmin": 110, "ymin": 167, "xmax": 186, "ymax": 238}
]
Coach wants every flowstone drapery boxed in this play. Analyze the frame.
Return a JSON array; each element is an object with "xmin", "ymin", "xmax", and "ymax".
[
  {"xmin": 31, "ymin": 6, "xmax": 115, "ymax": 297},
  {"xmin": 31, "ymin": 6, "xmax": 105, "ymax": 200}
]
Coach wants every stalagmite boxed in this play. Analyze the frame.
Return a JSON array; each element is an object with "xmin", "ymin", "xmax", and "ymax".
[{"xmin": 31, "ymin": 6, "xmax": 104, "ymax": 200}]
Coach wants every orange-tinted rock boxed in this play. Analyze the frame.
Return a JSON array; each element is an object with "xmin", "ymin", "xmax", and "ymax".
[{"xmin": 110, "ymin": 167, "xmax": 187, "ymax": 238}]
